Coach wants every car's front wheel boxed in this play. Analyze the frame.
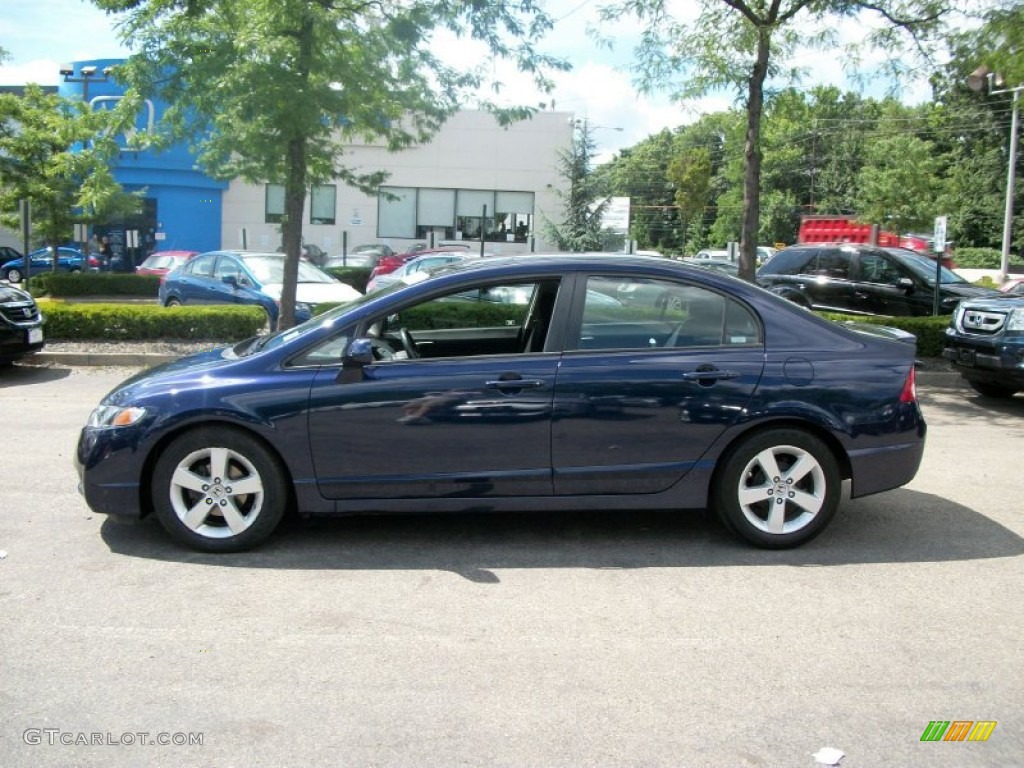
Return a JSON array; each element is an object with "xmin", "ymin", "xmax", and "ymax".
[
  {"xmin": 151, "ymin": 427, "xmax": 288, "ymax": 552},
  {"xmin": 713, "ymin": 429, "xmax": 840, "ymax": 549},
  {"xmin": 164, "ymin": 297, "xmax": 182, "ymax": 308},
  {"xmin": 6, "ymin": 267, "xmax": 22, "ymax": 283},
  {"xmin": 968, "ymin": 380, "xmax": 1018, "ymax": 399}
]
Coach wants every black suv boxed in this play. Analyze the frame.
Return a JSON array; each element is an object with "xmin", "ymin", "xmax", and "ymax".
[
  {"xmin": 942, "ymin": 295, "xmax": 1024, "ymax": 398},
  {"xmin": 0, "ymin": 283, "xmax": 45, "ymax": 365},
  {"xmin": 756, "ymin": 244, "xmax": 997, "ymax": 315}
]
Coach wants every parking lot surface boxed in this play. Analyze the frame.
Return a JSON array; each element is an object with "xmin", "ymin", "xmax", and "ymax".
[{"xmin": 0, "ymin": 364, "xmax": 1021, "ymax": 767}]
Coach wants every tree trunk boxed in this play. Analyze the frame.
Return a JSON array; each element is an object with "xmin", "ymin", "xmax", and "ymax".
[
  {"xmin": 281, "ymin": 136, "xmax": 306, "ymax": 331},
  {"xmin": 278, "ymin": 13, "xmax": 316, "ymax": 331},
  {"xmin": 739, "ymin": 29, "xmax": 771, "ymax": 282}
]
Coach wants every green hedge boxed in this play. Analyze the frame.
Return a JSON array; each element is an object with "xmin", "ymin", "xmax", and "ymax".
[
  {"xmin": 38, "ymin": 302, "xmax": 264, "ymax": 340},
  {"xmin": 953, "ymin": 247, "xmax": 1024, "ymax": 271},
  {"xmin": 29, "ymin": 272, "xmax": 162, "ymax": 297},
  {"xmin": 819, "ymin": 312, "xmax": 950, "ymax": 358},
  {"xmin": 324, "ymin": 267, "xmax": 372, "ymax": 293}
]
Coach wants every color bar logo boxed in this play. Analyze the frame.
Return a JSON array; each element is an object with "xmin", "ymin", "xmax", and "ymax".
[{"xmin": 921, "ymin": 720, "xmax": 997, "ymax": 742}]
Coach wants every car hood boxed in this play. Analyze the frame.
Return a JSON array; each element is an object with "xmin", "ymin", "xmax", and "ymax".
[
  {"xmin": 103, "ymin": 347, "xmax": 242, "ymax": 406},
  {"xmin": 953, "ymin": 294, "xmax": 1024, "ymax": 312},
  {"xmin": 940, "ymin": 283, "xmax": 1001, "ymax": 300},
  {"xmin": 261, "ymin": 282, "xmax": 362, "ymax": 303}
]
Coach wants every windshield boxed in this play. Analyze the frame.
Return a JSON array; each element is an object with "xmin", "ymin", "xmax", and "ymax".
[
  {"xmin": 887, "ymin": 249, "xmax": 966, "ymax": 285},
  {"xmin": 242, "ymin": 255, "xmax": 337, "ymax": 285}
]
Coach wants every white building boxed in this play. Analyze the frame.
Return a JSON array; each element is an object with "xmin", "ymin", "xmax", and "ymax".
[{"xmin": 221, "ymin": 110, "xmax": 574, "ymax": 256}]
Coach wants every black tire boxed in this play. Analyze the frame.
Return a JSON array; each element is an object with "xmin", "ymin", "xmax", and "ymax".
[
  {"xmin": 151, "ymin": 427, "xmax": 288, "ymax": 552},
  {"xmin": 6, "ymin": 267, "xmax": 22, "ymax": 283},
  {"xmin": 713, "ymin": 428, "xmax": 841, "ymax": 549},
  {"xmin": 164, "ymin": 297, "xmax": 182, "ymax": 308},
  {"xmin": 968, "ymin": 380, "xmax": 1018, "ymax": 399}
]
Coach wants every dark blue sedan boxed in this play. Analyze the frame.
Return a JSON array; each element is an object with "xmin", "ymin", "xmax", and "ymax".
[
  {"xmin": 77, "ymin": 255, "xmax": 926, "ymax": 553},
  {"xmin": 1, "ymin": 246, "xmax": 88, "ymax": 283}
]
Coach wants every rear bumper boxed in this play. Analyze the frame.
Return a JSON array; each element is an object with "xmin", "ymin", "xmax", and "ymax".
[{"xmin": 848, "ymin": 435, "xmax": 926, "ymax": 499}]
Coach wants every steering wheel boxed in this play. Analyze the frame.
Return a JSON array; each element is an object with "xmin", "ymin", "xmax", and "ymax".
[{"xmin": 399, "ymin": 327, "xmax": 420, "ymax": 359}]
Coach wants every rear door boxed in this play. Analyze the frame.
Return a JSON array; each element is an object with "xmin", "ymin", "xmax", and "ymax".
[{"xmin": 551, "ymin": 274, "xmax": 765, "ymax": 496}]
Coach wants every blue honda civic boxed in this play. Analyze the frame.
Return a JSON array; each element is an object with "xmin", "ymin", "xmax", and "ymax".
[{"xmin": 76, "ymin": 255, "xmax": 926, "ymax": 553}]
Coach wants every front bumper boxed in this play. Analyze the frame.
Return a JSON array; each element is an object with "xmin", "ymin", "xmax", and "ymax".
[
  {"xmin": 943, "ymin": 341, "xmax": 1024, "ymax": 387},
  {"xmin": 75, "ymin": 426, "xmax": 148, "ymax": 519}
]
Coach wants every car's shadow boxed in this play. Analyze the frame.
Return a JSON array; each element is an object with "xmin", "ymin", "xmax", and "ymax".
[
  {"xmin": 101, "ymin": 488, "xmax": 1023, "ymax": 582},
  {"xmin": 0, "ymin": 362, "xmax": 72, "ymax": 388}
]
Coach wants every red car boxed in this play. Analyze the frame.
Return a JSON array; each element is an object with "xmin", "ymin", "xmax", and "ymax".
[
  {"xmin": 368, "ymin": 244, "xmax": 473, "ymax": 281},
  {"xmin": 135, "ymin": 250, "xmax": 199, "ymax": 281}
]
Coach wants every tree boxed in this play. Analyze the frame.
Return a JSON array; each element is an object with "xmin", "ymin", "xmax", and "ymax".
[
  {"xmin": 854, "ymin": 132, "xmax": 943, "ymax": 233},
  {"xmin": 599, "ymin": 0, "xmax": 954, "ymax": 280},
  {"xmin": 0, "ymin": 85, "xmax": 139, "ymax": 265},
  {"xmin": 97, "ymin": 0, "xmax": 566, "ymax": 329},
  {"xmin": 542, "ymin": 120, "xmax": 611, "ymax": 252}
]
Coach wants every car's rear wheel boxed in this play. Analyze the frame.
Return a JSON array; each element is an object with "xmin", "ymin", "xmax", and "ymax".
[
  {"xmin": 968, "ymin": 380, "xmax": 1018, "ymax": 398},
  {"xmin": 6, "ymin": 267, "xmax": 22, "ymax": 283},
  {"xmin": 151, "ymin": 427, "xmax": 288, "ymax": 552},
  {"xmin": 164, "ymin": 297, "xmax": 182, "ymax": 308},
  {"xmin": 713, "ymin": 429, "xmax": 840, "ymax": 549}
]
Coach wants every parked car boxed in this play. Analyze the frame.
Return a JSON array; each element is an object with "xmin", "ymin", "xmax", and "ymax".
[
  {"xmin": 159, "ymin": 251, "xmax": 362, "ymax": 330},
  {"xmin": 1000, "ymin": 277, "xmax": 1024, "ymax": 295},
  {"xmin": 366, "ymin": 251, "xmax": 473, "ymax": 292},
  {"xmin": 756, "ymin": 243, "xmax": 998, "ymax": 316},
  {"xmin": 352, "ymin": 243, "xmax": 396, "ymax": 258},
  {"xmin": 135, "ymin": 250, "xmax": 199, "ymax": 280},
  {"xmin": 0, "ymin": 283, "xmax": 45, "ymax": 364},
  {"xmin": 682, "ymin": 257, "xmax": 739, "ymax": 277},
  {"xmin": 77, "ymin": 254, "xmax": 925, "ymax": 553},
  {"xmin": 0, "ymin": 246, "xmax": 23, "ymax": 266},
  {"xmin": 0, "ymin": 246, "xmax": 88, "ymax": 283},
  {"xmin": 942, "ymin": 294, "xmax": 1024, "ymax": 398},
  {"xmin": 323, "ymin": 253, "xmax": 380, "ymax": 270},
  {"xmin": 368, "ymin": 244, "xmax": 474, "ymax": 282}
]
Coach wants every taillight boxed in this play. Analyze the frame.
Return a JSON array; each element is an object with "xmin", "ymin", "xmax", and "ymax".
[{"xmin": 900, "ymin": 366, "xmax": 917, "ymax": 403}]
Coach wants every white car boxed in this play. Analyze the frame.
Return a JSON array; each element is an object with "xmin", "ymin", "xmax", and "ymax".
[{"xmin": 366, "ymin": 252, "xmax": 472, "ymax": 292}]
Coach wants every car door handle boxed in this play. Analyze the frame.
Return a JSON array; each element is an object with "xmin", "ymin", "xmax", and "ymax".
[
  {"xmin": 485, "ymin": 378, "xmax": 546, "ymax": 389},
  {"xmin": 681, "ymin": 368, "xmax": 739, "ymax": 383}
]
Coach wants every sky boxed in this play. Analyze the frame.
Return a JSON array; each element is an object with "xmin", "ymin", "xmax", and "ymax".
[{"xmin": 0, "ymin": 0, "xmax": 940, "ymax": 162}]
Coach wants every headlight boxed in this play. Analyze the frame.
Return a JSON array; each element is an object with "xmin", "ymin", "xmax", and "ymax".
[
  {"xmin": 1007, "ymin": 308, "xmax": 1024, "ymax": 331},
  {"xmin": 87, "ymin": 405, "xmax": 148, "ymax": 428}
]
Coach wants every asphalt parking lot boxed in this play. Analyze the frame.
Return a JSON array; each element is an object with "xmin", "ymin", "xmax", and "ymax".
[{"xmin": 0, "ymin": 363, "xmax": 1021, "ymax": 768}]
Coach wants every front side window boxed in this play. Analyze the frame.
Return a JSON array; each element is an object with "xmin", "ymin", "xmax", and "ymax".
[
  {"xmin": 186, "ymin": 253, "xmax": 216, "ymax": 277},
  {"xmin": 858, "ymin": 251, "xmax": 906, "ymax": 284}
]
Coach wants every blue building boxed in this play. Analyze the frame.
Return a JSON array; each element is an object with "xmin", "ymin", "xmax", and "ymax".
[{"xmin": 58, "ymin": 59, "xmax": 225, "ymax": 262}]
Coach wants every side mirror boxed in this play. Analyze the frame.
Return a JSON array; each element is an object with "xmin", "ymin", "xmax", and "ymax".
[
  {"xmin": 897, "ymin": 277, "xmax": 915, "ymax": 293},
  {"xmin": 339, "ymin": 338, "xmax": 374, "ymax": 383},
  {"xmin": 222, "ymin": 274, "xmax": 238, "ymax": 287}
]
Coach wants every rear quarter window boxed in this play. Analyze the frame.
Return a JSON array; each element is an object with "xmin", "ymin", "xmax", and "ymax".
[{"xmin": 760, "ymin": 248, "xmax": 816, "ymax": 275}]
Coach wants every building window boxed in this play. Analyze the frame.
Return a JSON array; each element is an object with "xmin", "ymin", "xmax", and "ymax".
[
  {"xmin": 265, "ymin": 184, "xmax": 285, "ymax": 224},
  {"xmin": 379, "ymin": 186, "xmax": 534, "ymax": 242},
  {"xmin": 311, "ymin": 184, "xmax": 336, "ymax": 225}
]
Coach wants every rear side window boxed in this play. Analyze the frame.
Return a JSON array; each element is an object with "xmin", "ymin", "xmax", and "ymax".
[
  {"xmin": 760, "ymin": 248, "xmax": 816, "ymax": 274},
  {"xmin": 816, "ymin": 249, "xmax": 851, "ymax": 279}
]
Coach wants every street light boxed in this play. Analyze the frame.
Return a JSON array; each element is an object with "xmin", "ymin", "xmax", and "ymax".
[
  {"xmin": 968, "ymin": 66, "xmax": 1022, "ymax": 281},
  {"xmin": 59, "ymin": 63, "xmax": 111, "ymax": 105}
]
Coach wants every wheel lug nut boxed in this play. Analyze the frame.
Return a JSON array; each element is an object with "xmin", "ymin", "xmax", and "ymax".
[
  {"xmin": 214, "ymin": 478, "xmax": 221, "ymax": 484},
  {"xmin": 225, "ymin": 487, "xmax": 232, "ymax": 493},
  {"xmin": 205, "ymin": 498, "xmax": 212, "ymax": 505},
  {"xmin": 789, "ymin": 491, "xmax": 795, "ymax": 498},
  {"xmin": 776, "ymin": 497, "xmax": 784, "ymax": 504},
  {"xmin": 202, "ymin": 484, "xmax": 209, "ymax": 491},
  {"xmin": 219, "ymin": 499, "xmax": 227, "ymax": 506}
]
